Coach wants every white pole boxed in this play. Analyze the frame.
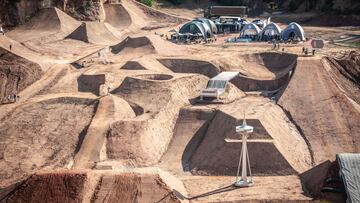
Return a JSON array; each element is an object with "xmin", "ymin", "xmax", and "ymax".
[{"xmin": 241, "ymin": 134, "xmax": 248, "ymax": 183}]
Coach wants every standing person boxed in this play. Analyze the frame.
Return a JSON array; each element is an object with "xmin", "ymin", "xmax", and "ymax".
[
  {"xmin": 9, "ymin": 44, "xmax": 12, "ymax": 51},
  {"xmin": 107, "ymin": 85, "xmax": 112, "ymax": 96},
  {"xmin": 0, "ymin": 24, "xmax": 4, "ymax": 35}
]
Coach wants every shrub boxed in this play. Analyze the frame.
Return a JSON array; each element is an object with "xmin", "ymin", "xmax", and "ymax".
[{"xmin": 137, "ymin": 0, "xmax": 154, "ymax": 7}]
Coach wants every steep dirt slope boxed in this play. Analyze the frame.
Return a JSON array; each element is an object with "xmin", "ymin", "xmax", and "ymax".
[
  {"xmin": 323, "ymin": 51, "xmax": 360, "ymax": 104},
  {"xmin": 278, "ymin": 58, "xmax": 360, "ymax": 164},
  {"xmin": 0, "ymin": 48, "xmax": 43, "ymax": 104},
  {"xmin": 0, "ymin": 97, "xmax": 97, "ymax": 187}
]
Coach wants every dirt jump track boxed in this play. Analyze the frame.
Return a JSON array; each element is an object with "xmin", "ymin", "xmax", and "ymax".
[{"xmin": 0, "ymin": 0, "xmax": 359, "ymax": 202}]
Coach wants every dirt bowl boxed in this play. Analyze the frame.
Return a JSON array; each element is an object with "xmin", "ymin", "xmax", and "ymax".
[{"xmin": 135, "ymin": 74, "xmax": 173, "ymax": 81}]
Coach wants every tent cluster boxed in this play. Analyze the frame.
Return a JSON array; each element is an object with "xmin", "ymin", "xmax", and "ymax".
[
  {"xmin": 239, "ymin": 22, "xmax": 305, "ymax": 42},
  {"xmin": 171, "ymin": 18, "xmax": 217, "ymax": 42},
  {"xmin": 172, "ymin": 17, "xmax": 305, "ymax": 43}
]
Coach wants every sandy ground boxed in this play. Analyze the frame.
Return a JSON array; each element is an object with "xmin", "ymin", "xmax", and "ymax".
[{"xmin": 0, "ymin": 0, "xmax": 359, "ymax": 202}]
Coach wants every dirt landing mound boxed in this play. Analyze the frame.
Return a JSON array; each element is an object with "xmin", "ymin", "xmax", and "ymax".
[
  {"xmin": 92, "ymin": 173, "xmax": 179, "ymax": 203},
  {"xmin": 189, "ymin": 110, "xmax": 297, "ymax": 176},
  {"xmin": 108, "ymin": 74, "xmax": 208, "ymax": 166},
  {"xmin": 4, "ymin": 172, "xmax": 87, "ymax": 203},
  {"xmin": 0, "ymin": 97, "xmax": 97, "ymax": 187},
  {"xmin": 0, "ymin": 48, "xmax": 43, "ymax": 104},
  {"xmin": 278, "ymin": 58, "xmax": 360, "ymax": 164}
]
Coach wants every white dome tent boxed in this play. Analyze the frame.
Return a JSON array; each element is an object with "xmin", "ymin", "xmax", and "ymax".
[
  {"xmin": 281, "ymin": 22, "xmax": 305, "ymax": 42},
  {"xmin": 260, "ymin": 23, "xmax": 282, "ymax": 41},
  {"xmin": 240, "ymin": 23, "xmax": 261, "ymax": 40},
  {"xmin": 179, "ymin": 20, "xmax": 212, "ymax": 39}
]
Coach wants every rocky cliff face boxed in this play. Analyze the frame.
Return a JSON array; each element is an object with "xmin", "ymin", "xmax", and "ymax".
[{"xmin": 0, "ymin": 0, "xmax": 102, "ymax": 28}]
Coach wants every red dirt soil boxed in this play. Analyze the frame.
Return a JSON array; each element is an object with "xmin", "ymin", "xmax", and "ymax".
[
  {"xmin": 5, "ymin": 172, "xmax": 87, "ymax": 203},
  {"xmin": 91, "ymin": 173, "xmax": 180, "ymax": 203}
]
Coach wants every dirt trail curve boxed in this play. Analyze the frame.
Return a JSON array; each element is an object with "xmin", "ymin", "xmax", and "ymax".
[
  {"xmin": 73, "ymin": 95, "xmax": 115, "ymax": 168},
  {"xmin": 278, "ymin": 57, "xmax": 360, "ymax": 164},
  {"xmin": 0, "ymin": 35, "xmax": 67, "ymax": 69}
]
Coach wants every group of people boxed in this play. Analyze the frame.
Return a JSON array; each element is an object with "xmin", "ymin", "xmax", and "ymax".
[
  {"xmin": 302, "ymin": 47, "xmax": 316, "ymax": 56},
  {"xmin": 7, "ymin": 94, "xmax": 20, "ymax": 103}
]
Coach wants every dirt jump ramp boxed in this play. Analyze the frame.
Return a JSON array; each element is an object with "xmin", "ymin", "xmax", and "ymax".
[
  {"xmin": 7, "ymin": 7, "xmax": 81, "ymax": 44},
  {"xmin": 67, "ymin": 22, "xmax": 120, "ymax": 45},
  {"xmin": 107, "ymin": 74, "xmax": 208, "ymax": 166},
  {"xmin": 104, "ymin": 3, "xmax": 131, "ymax": 30}
]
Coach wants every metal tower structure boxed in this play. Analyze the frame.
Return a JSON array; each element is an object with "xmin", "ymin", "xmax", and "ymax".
[{"xmin": 234, "ymin": 118, "xmax": 254, "ymax": 187}]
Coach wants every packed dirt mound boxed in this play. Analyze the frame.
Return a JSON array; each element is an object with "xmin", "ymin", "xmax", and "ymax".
[
  {"xmin": 158, "ymin": 58, "xmax": 220, "ymax": 77},
  {"xmin": 278, "ymin": 58, "xmax": 360, "ymax": 164},
  {"xmin": 91, "ymin": 173, "xmax": 180, "ymax": 203},
  {"xmin": 111, "ymin": 36, "xmax": 155, "ymax": 54},
  {"xmin": 7, "ymin": 7, "xmax": 81, "ymax": 43},
  {"xmin": 120, "ymin": 61, "xmax": 147, "ymax": 70},
  {"xmin": 104, "ymin": 3, "xmax": 131, "ymax": 30},
  {"xmin": 77, "ymin": 74, "xmax": 106, "ymax": 96},
  {"xmin": 188, "ymin": 110, "xmax": 298, "ymax": 176},
  {"xmin": 0, "ymin": 97, "xmax": 97, "ymax": 187},
  {"xmin": 108, "ymin": 74, "xmax": 208, "ymax": 166},
  {"xmin": 0, "ymin": 48, "xmax": 43, "ymax": 104},
  {"xmin": 4, "ymin": 172, "xmax": 87, "ymax": 203},
  {"xmin": 324, "ymin": 51, "xmax": 360, "ymax": 104},
  {"xmin": 67, "ymin": 22, "xmax": 120, "ymax": 45}
]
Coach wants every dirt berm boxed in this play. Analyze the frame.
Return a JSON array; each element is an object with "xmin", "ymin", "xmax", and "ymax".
[{"xmin": 0, "ymin": 48, "xmax": 43, "ymax": 104}]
